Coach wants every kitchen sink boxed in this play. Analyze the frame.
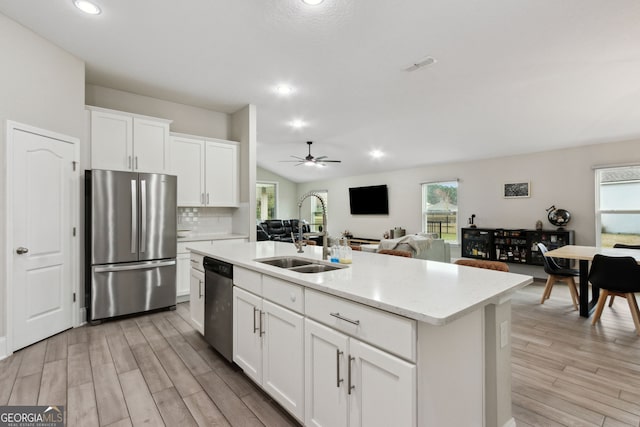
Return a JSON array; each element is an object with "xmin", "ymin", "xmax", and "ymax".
[
  {"xmin": 255, "ymin": 256, "xmax": 347, "ymax": 273},
  {"xmin": 287, "ymin": 264, "xmax": 344, "ymax": 273},
  {"xmin": 256, "ymin": 257, "xmax": 316, "ymax": 268}
]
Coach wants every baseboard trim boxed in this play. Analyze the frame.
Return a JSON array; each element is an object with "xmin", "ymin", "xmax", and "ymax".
[
  {"xmin": 503, "ymin": 417, "xmax": 517, "ymax": 427},
  {"xmin": 0, "ymin": 336, "xmax": 8, "ymax": 361}
]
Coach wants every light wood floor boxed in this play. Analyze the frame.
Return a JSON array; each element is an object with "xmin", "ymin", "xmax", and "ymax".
[{"xmin": 0, "ymin": 283, "xmax": 638, "ymax": 426}]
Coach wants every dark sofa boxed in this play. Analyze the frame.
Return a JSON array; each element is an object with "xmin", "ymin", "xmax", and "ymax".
[{"xmin": 257, "ymin": 219, "xmax": 310, "ymax": 242}]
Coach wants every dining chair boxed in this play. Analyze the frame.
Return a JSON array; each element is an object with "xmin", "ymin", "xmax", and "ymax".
[
  {"xmin": 588, "ymin": 254, "xmax": 640, "ymax": 335},
  {"xmin": 454, "ymin": 259, "xmax": 509, "ymax": 272},
  {"xmin": 607, "ymin": 243, "xmax": 640, "ymax": 306},
  {"xmin": 378, "ymin": 249, "xmax": 412, "ymax": 258},
  {"xmin": 537, "ymin": 243, "xmax": 580, "ymax": 310}
]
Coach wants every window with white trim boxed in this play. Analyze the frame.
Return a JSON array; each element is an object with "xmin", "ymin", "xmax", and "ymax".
[
  {"xmin": 256, "ymin": 181, "xmax": 277, "ymax": 222},
  {"xmin": 421, "ymin": 180, "xmax": 458, "ymax": 242},
  {"xmin": 595, "ymin": 165, "xmax": 640, "ymax": 247}
]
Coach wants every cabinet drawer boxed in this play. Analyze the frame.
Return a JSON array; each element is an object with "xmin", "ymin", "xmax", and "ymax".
[
  {"xmin": 262, "ymin": 276, "xmax": 304, "ymax": 314},
  {"xmin": 234, "ymin": 266, "xmax": 262, "ymax": 295},
  {"xmin": 190, "ymin": 253, "xmax": 204, "ymax": 272},
  {"xmin": 305, "ymin": 289, "xmax": 416, "ymax": 362}
]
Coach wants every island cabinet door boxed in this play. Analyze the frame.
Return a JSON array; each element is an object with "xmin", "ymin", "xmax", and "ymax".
[
  {"xmin": 305, "ymin": 319, "xmax": 349, "ymax": 427},
  {"xmin": 233, "ymin": 287, "xmax": 263, "ymax": 384},
  {"xmin": 262, "ymin": 300, "xmax": 304, "ymax": 421},
  {"xmin": 189, "ymin": 267, "xmax": 205, "ymax": 334},
  {"xmin": 348, "ymin": 339, "xmax": 416, "ymax": 427}
]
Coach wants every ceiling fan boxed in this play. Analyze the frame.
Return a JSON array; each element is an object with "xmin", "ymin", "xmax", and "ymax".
[{"xmin": 281, "ymin": 141, "xmax": 342, "ymax": 167}]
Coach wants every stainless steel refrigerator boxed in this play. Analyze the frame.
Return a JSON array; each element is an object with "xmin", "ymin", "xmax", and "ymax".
[{"xmin": 85, "ymin": 170, "xmax": 177, "ymax": 323}]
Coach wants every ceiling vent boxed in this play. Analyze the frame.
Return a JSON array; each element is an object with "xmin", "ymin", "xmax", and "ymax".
[{"xmin": 403, "ymin": 56, "xmax": 437, "ymax": 72}]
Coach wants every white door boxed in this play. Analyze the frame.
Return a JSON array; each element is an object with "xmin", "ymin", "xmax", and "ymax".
[
  {"xmin": 348, "ymin": 339, "xmax": 416, "ymax": 427},
  {"xmin": 262, "ymin": 300, "xmax": 305, "ymax": 421},
  {"xmin": 10, "ymin": 126, "xmax": 77, "ymax": 351},
  {"xmin": 170, "ymin": 136, "xmax": 205, "ymax": 206},
  {"xmin": 189, "ymin": 267, "xmax": 205, "ymax": 334},
  {"xmin": 305, "ymin": 318, "xmax": 349, "ymax": 427},
  {"xmin": 233, "ymin": 287, "xmax": 263, "ymax": 384}
]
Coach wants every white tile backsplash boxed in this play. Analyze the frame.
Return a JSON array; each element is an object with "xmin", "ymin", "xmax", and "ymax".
[{"xmin": 178, "ymin": 207, "xmax": 234, "ymax": 234}]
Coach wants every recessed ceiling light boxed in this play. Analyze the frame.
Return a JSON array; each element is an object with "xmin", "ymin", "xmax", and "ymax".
[
  {"xmin": 370, "ymin": 149, "xmax": 385, "ymax": 159},
  {"xmin": 74, "ymin": 0, "xmax": 101, "ymax": 15},
  {"xmin": 290, "ymin": 119, "xmax": 306, "ymax": 129},
  {"xmin": 275, "ymin": 85, "xmax": 294, "ymax": 96},
  {"xmin": 302, "ymin": 0, "xmax": 324, "ymax": 5}
]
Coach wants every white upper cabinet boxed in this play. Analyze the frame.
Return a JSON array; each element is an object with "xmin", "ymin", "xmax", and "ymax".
[
  {"xmin": 88, "ymin": 107, "xmax": 171, "ymax": 173},
  {"xmin": 170, "ymin": 135, "xmax": 205, "ymax": 206},
  {"xmin": 170, "ymin": 133, "xmax": 239, "ymax": 207}
]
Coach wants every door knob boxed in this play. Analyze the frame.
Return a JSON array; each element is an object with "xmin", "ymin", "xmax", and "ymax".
[{"xmin": 16, "ymin": 247, "xmax": 29, "ymax": 255}]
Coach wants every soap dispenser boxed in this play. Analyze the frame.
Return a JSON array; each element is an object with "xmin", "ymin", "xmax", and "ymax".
[{"xmin": 339, "ymin": 239, "xmax": 352, "ymax": 264}]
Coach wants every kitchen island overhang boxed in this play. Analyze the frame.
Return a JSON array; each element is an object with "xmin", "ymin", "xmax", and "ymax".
[{"xmin": 188, "ymin": 240, "xmax": 532, "ymax": 427}]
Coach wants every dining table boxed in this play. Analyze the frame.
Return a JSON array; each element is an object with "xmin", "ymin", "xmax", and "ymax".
[{"xmin": 544, "ymin": 245, "xmax": 640, "ymax": 317}]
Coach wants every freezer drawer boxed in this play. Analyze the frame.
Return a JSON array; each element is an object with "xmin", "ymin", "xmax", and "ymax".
[{"xmin": 90, "ymin": 259, "xmax": 176, "ymax": 321}]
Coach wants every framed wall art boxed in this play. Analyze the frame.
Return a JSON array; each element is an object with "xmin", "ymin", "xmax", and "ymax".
[{"xmin": 503, "ymin": 181, "xmax": 530, "ymax": 198}]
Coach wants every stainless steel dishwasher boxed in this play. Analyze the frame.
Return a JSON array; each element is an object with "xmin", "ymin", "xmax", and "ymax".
[{"xmin": 203, "ymin": 257, "xmax": 234, "ymax": 362}]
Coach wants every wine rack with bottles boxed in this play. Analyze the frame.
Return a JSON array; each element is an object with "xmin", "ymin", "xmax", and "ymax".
[{"xmin": 461, "ymin": 228, "xmax": 574, "ymax": 266}]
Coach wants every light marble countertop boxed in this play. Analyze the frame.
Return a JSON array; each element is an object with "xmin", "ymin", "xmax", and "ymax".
[
  {"xmin": 186, "ymin": 241, "xmax": 533, "ymax": 325},
  {"xmin": 177, "ymin": 233, "xmax": 248, "ymax": 243}
]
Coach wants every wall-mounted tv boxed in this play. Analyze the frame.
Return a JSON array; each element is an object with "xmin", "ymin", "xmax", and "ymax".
[{"xmin": 349, "ymin": 185, "xmax": 389, "ymax": 215}]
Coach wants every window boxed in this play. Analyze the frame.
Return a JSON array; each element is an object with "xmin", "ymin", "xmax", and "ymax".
[
  {"xmin": 595, "ymin": 165, "xmax": 640, "ymax": 247},
  {"xmin": 421, "ymin": 180, "xmax": 458, "ymax": 242},
  {"xmin": 256, "ymin": 182, "xmax": 277, "ymax": 222}
]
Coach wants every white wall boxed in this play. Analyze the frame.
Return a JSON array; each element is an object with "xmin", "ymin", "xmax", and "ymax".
[
  {"xmin": 257, "ymin": 167, "xmax": 299, "ymax": 219},
  {"xmin": 86, "ymin": 84, "xmax": 230, "ymax": 139},
  {"xmin": 0, "ymin": 13, "xmax": 85, "ymax": 345},
  {"xmin": 297, "ymin": 138, "xmax": 640, "ymax": 247},
  {"xmin": 230, "ymin": 105, "xmax": 257, "ymax": 240}
]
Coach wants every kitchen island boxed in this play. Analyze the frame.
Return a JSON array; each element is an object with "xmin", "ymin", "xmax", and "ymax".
[{"xmin": 187, "ymin": 240, "xmax": 532, "ymax": 427}]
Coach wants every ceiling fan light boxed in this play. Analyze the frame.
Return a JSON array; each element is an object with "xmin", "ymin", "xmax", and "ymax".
[{"xmin": 304, "ymin": 161, "xmax": 315, "ymax": 167}]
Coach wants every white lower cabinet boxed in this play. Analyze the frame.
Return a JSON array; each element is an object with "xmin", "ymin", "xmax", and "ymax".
[
  {"xmin": 233, "ymin": 286, "xmax": 305, "ymax": 421},
  {"xmin": 304, "ymin": 318, "xmax": 416, "ymax": 427},
  {"xmin": 189, "ymin": 265, "xmax": 205, "ymax": 334}
]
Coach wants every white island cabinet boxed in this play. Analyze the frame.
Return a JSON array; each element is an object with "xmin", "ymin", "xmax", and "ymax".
[
  {"xmin": 87, "ymin": 106, "xmax": 171, "ymax": 173},
  {"xmin": 233, "ymin": 268, "xmax": 305, "ymax": 421},
  {"xmin": 187, "ymin": 241, "xmax": 533, "ymax": 427}
]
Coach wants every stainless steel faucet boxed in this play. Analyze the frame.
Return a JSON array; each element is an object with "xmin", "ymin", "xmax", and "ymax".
[{"xmin": 297, "ymin": 191, "xmax": 329, "ymax": 259}]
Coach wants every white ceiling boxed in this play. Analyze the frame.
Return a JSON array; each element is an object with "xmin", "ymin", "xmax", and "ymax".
[{"xmin": 2, "ymin": 0, "xmax": 640, "ymax": 183}]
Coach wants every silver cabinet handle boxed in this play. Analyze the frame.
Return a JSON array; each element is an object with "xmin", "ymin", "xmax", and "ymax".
[
  {"xmin": 16, "ymin": 247, "xmax": 29, "ymax": 255},
  {"xmin": 336, "ymin": 350, "xmax": 344, "ymax": 387},
  {"xmin": 348, "ymin": 355, "xmax": 355, "ymax": 395},
  {"xmin": 259, "ymin": 310, "xmax": 265, "ymax": 336},
  {"xmin": 207, "ymin": 193, "xmax": 210, "ymax": 205},
  {"xmin": 201, "ymin": 193, "xmax": 205, "ymax": 205},
  {"xmin": 198, "ymin": 280, "xmax": 203, "ymax": 299},
  {"xmin": 330, "ymin": 312, "xmax": 360, "ymax": 326},
  {"xmin": 140, "ymin": 179, "xmax": 147, "ymax": 253},
  {"xmin": 135, "ymin": 156, "xmax": 138, "ymax": 170},
  {"xmin": 131, "ymin": 179, "xmax": 137, "ymax": 254},
  {"xmin": 253, "ymin": 307, "xmax": 259, "ymax": 333},
  {"xmin": 128, "ymin": 155, "xmax": 132, "ymax": 169}
]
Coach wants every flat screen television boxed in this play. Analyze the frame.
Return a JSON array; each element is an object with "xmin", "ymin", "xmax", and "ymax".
[{"xmin": 349, "ymin": 185, "xmax": 389, "ymax": 215}]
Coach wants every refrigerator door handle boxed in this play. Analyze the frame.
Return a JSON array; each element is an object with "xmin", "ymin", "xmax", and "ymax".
[
  {"xmin": 94, "ymin": 259, "xmax": 176, "ymax": 273},
  {"xmin": 140, "ymin": 179, "xmax": 147, "ymax": 253},
  {"xmin": 131, "ymin": 179, "xmax": 137, "ymax": 254}
]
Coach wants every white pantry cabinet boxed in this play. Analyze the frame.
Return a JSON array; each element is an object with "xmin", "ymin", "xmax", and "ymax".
[
  {"xmin": 88, "ymin": 107, "xmax": 171, "ymax": 173},
  {"xmin": 170, "ymin": 133, "xmax": 239, "ymax": 207},
  {"xmin": 233, "ymin": 270, "xmax": 305, "ymax": 421},
  {"xmin": 189, "ymin": 252, "xmax": 205, "ymax": 334}
]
